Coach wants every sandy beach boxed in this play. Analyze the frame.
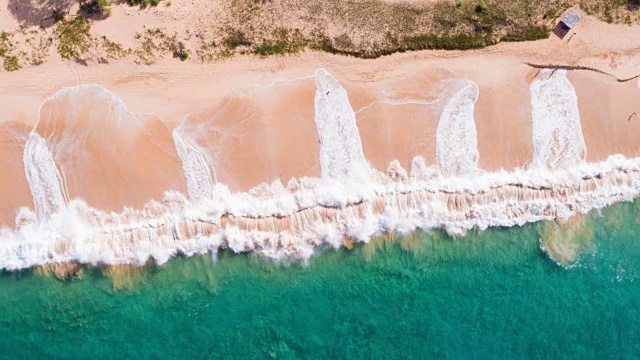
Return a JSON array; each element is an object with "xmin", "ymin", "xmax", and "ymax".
[{"xmin": 1, "ymin": 4, "xmax": 640, "ymax": 227}]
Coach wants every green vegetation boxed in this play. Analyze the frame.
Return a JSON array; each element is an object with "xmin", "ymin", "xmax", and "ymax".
[
  {"xmin": 101, "ymin": 36, "xmax": 132, "ymax": 59},
  {"xmin": 3, "ymin": 55, "xmax": 21, "ymax": 71},
  {"xmin": 223, "ymin": 30, "xmax": 251, "ymax": 49},
  {"xmin": 253, "ymin": 40, "xmax": 289, "ymax": 56},
  {"xmin": 581, "ymin": 0, "xmax": 640, "ymax": 23},
  {"xmin": 195, "ymin": 0, "xmax": 576, "ymax": 61},
  {"xmin": 0, "ymin": 31, "xmax": 21, "ymax": 71},
  {"xmin": 134, "ymin": 28, "xmax": 177, "ymax": 64},
  {"xmin": 501, "ymin": 25, "xmax": 550, "ymax": 42},
  {"xmin": 3, "ymin": 0, "xmax": 640, "ymax": 69},
  {"xmin": 80, "ymin": 0, "xmax": 112, "ymax": 15},
  {"xmin": 475, "ymin": 0, "xmax": 489, "ymax": 13},
  {"xmin": 0, "ymin": 28, "xmax": 50, "ymax": 69},
  {"xmin": 55, "ymin": 16, "xmax": 93, "ymax": 61},
  {"xmin": 0, "ymin": 31, "xmax": 12, "ymax": 58},
  {"xmin": 130, "ymin": 0, "xmax": 162, "ymax": 7},
  {"xmin": 403, "ymin": 34, "xmax": 494, "ymax": 50},
  {"xmin": 251, "ymin": 29, "xmax": 306, "ymax": 57}
]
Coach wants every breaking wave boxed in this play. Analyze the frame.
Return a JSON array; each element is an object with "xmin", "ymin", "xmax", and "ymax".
[{"xmin": 436, "ymin": 80, "xmax": 479, "ymax": 177}]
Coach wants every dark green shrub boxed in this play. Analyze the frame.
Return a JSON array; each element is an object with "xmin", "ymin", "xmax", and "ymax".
[
  {"xmin": 501, "ymin": 26, "xmax": 549, "ymax": 42},
  {"xmin": 3, "ymin": 55, "xmax": 20, "ymax": 71},
  {"xmin": 55, "ymin": 16, "xmax": 93, "ymax": 61}
]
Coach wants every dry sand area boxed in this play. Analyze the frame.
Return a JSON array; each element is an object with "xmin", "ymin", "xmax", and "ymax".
[{"xmin": 1, "ymin": 7, "xmax": 640, "ymax": 225}]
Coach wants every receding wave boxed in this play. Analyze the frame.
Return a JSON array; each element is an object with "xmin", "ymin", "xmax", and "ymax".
[
  {"xmin": 436, "ymin": 80, "xmax": 479, "ymax": 177},
  {"xmin": 173, "ymin": 129, "xmax": 215, "ymax": 201},
  {"xmin": 28, "ymin": 85, "xmax": 186, "ymax": 213},
  {"xmin": 23, "ymin": 132, "xmax": 68, "ymax": 220},
  {"xmin": 314, "ymin": 68, "xmax": 370, "ymax": 181},
  {"xmin": 530, "ymin": 69, "xmax": 586, "ymax": 169}
]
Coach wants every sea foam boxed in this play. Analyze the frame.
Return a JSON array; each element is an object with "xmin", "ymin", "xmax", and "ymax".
[
  {"xmin": 23, "ymin": 132, "xmax": 68, "ymax": 221},
  {"xmin": 314, "ymin": 69, "xmax": 370, "ymax": 181},
  {"xmin": 530, "ymin": 69, "xmax": 586, "ymax": 169},
  {"xmin": 436, "ymin": 80, "xmax": 479, "ymax": 177},
  {"xmin": 173, "ymin": 129, "xmax": 215, "ymax": 201}
]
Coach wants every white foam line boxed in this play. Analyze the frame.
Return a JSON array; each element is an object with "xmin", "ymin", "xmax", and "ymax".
[
  {"xmin": 1, "ymin": 154, "xmax": 639, "ymax": 271},
  {"xmin": 238, "ymin": 75, "xmax": 316, "ymax": 91},
  {"xmin": 354, "ymin": 98, "xmax": 439, "ymax": 115}
]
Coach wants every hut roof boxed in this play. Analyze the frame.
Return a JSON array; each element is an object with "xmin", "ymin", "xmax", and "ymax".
[{"xmin": 561, "ymin": 10, "xmax": 581, "ymax": 29}]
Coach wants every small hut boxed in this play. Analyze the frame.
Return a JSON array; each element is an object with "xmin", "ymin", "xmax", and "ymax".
[{"xmin": 554, "ymin": 10, "xmax": 581, "ymax": 39}]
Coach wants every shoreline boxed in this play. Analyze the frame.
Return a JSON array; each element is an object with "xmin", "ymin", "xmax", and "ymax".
[{"xmin": 2, "ymin": 153, "xmax": 640, "ymax": 271}]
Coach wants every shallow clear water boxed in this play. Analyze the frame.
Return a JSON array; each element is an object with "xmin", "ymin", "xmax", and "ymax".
[{"xmin": 1, "ymin": 200, "xmax": 640, "ymax": 359}]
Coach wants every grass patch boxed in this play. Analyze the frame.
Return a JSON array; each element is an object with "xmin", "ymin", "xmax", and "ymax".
[
  {"xmin": 3, "ymin": 55, "xmax": 21, "ymax": 71},
  {"xmin": 403, "ymin": 34, "xmax": 495, "ymax": 50},
  {"xmin": 101, "ymin": 36, "xmax": 131, "ymax": 59},
  {"xmin": 252, "ymin": 28, "xmax": 305, "ymax": 57},
  {"xmin": 223, "ymin": 30, "xmax": 251, "ymax": 49},
  {"xmin": 80, "ymin": 0, "xmax": 112, "ymax": 15},
  {"xmin": 0, "ymin": 31, "xmax": 26, "ymax": 70},
  {"xmin": 253, "ymin": 40, "xmax": 290, "ymax": 56},
  {"xmin": 501, "ymin": 25, "xmax": 550, "ymax": 42},
  {"xmin": 0, "ymin": 31, "xmax": 13, "ymax": 57},
  {"xmin": 134, "ymin": 28, "xmax": 177, "ymax": 64},
  {"xmin": 4, "ymin": 0, "xmax": 640, "ymax": 67},
  {"xmin": 130, "ymin": 0, "xmax": 162, "ymax": 7},
  {"xmin": 55, "ymin": 16, "xmax": 93, "ymax": 61}
]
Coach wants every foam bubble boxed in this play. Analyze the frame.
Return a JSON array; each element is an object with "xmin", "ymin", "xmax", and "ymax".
[
  {"xmin": 530, "ymin": 69, "xmax": 586, "ymax": 169},
  {"xmin": 314, "ymin": 68, "xmax": 370, "ymax": 181},
  {"xmin": 173, "ymin": 128, "xmax": 215, "ymax": 201},
  {"xmin": 23, "ymin": 132, "xmax": 68, "ymax": 220},
  {"xmin": 2, "ymin": 154, "xmax": 640, "ymax": 271},
  {"xmin": 436, "ymin": 80, "xmax": 480, "ymax": 177}
]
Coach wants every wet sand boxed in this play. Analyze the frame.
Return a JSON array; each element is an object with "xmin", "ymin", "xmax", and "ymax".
[
  {"xmin": 0, "ymin": 122, "xmax": 32, "ymax": 226},
  {"xmin": 33, "ymin": 86, "xmax": 186, "ymax": 213},
  {"xmin": 178, "ymin": 79, "xmax": 320, "ymax": 192},
  {"xmin": 569, "ymin": 71, "xmax": 640, "ymax": 162}
]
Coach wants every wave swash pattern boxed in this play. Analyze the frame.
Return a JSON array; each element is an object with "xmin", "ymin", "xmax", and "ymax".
[
  {"xmin": 436, "ymin": 80, "xmax": 480, "ymax": 177},
  {"xmin": 530, "ymin": 69, "xmax": 587, "ymax": 169},
  {"xmin": 1, "ymin": 68, "xmax": 640, "ymax": 271}
]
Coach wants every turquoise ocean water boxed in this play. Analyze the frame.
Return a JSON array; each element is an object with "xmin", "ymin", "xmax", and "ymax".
[{"xmin": 1, "ymin": 200, "xmax": 640, "ymax": 359}]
